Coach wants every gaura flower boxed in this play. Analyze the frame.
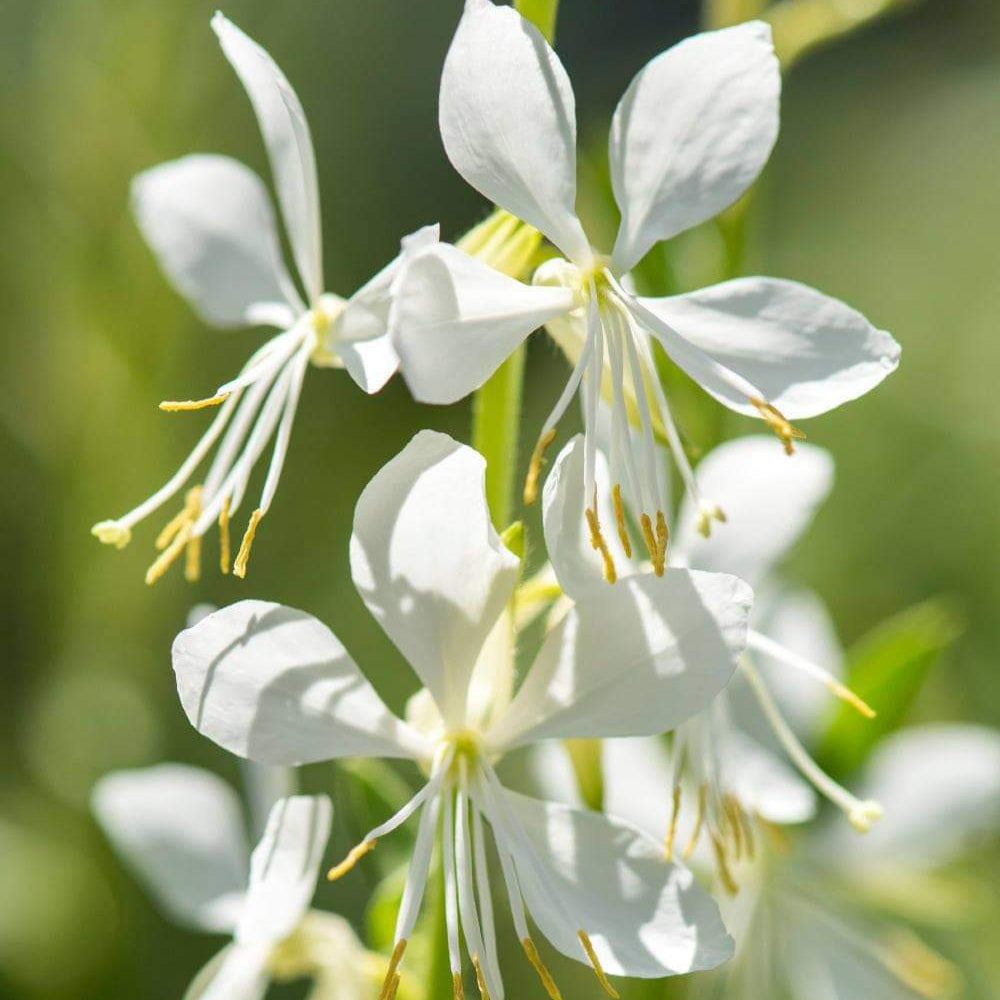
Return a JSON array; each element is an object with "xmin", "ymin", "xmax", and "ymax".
[
  {"xmin": 534, "ymin": 433, "xmax": 881, "ymax": 888},
  {"xmin": 92, "ymin": 12, "xmax": 436, "ymax": 584},
  {"xmin": 171, "ymin": 430, "xmax": 754, "ymax": 1000},
  {"xmin": 92, "ymin": 765, "xmax": 372, "ymax": 1000},
  {"xmin": 601, "ymin": 723, "xmax": 1000, "ymax": 1000},
  {"xmin": 392, "ymin": 0, "xmax": 900, "ymax": 578}
]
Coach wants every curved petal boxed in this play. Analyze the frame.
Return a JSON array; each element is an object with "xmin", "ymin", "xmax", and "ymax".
[
  {"xmin": 172, "ymin": 600, "xmax": 428, "ymax": 765},
  {"xmin": 602, "ymin": 736, "xmax": 676, "ymax": 841},
  {"xmin": 673, "ymin": 436, "xmax": 834, "ymax": 587},
  {"xmin": 635, "ymin": 278, "xmax": 900, "ymax": 418},
  {"xmin": 350, "ymin": 431, "xmax": 520, "ymax": 727},
  {"xmin": 329, "ymin": 225, "xmax": 440, "ymax": 393},
  {"xmin": 392, "ymin": 242, "xmax": 573, "ymax": 404},
  {"xmin": 92, "ymin": 764, "xmax": 248, "ymax": 932},
  {"xmin": 132, "ymin": 154, "xmax": 297, "ymax": 327},
  {"xmin": 819, "ymin": 724, "xmax": 1000, "ymax": 868},
  {"xmin": 191, "ymin": 943, "xmax": 270, "ymax": 1000},
  {"xmin": 503, "ymin": 790, "xmax": 733, "ymax": 977},
  {"xmin": 487, "ymin": 569, "xmax": 751, "ymax": 750},
  {"xmin": 236, "ymin": 795, "xmax": 331, "ymax": 946},
  {"xmin": 542, "ymin": 436, "xmax": 635, "ymax": 600},
  {"xmin": 609, "ymin": 22, "xmax": 780, "ymax": 274},
  {"xmin": 439, "ymin": 0, "xmax": 590, "ymax": 263},
  {"xmin": 213, "ymin": 13, "xmax": 322, "ymax": 300}
]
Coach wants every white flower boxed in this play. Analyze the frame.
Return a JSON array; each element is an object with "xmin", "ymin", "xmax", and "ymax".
[
  {"xmin": 535, "ymin": 433, "xmax": 882, "ymax": 885},
  {"xmin": 391, "ymin": 0, "xmax": 900, "ymax": 579},
  {"xmin": 91, "ymin": 12, "xmax": 436, "ymax": 584},
  {"xmin": 91, "ymin": 765, "xmax": 371, "ymax": 1000},
  {"xmin": 601, "ymin": 723, "xmax": 1000, "ymax": 1000},
  {"xmin": 170, "ymin": 430, "xmax": 753, "ymax": 1000}
]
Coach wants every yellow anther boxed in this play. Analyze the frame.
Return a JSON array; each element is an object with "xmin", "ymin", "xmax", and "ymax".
[
  {"xmin": 848, "ymin": 799, "xmax": 883, "ymax": 833},
  {"xmin": 452, "ymin": 971, "xmax": 466, "ymax": 1000},
  {"xmin": 379, "ymin": 940, "xmax": 407, "ymax": 1000},
  {"xmin": 326, "ymin": 839, "xmax": 376, "ymax": 881},
  {"xmin": 696, "ymin": 503, "xmax": 727, "ymax": 539},
  {"xmin": 751, "ymin": 396, "xmax": 806, "ymax": 455},
  {"xmin": 522, "ymin": 938, "xmax": 562, "ymax": 1000},
  {"xmin": 724, "ymin": 794, "xmax": 744, "ymax": 860},
  {"xmin": 664, "ymin": 786, "xmax": 682, "ymax": 861},
  {"xmin": 91, "ymin": 520, "xmax": 131, "ymax": 549},
  {"xmin": 740, "ymin": 807, "xmax": 757, "ymax": 860},
  {"xmin": 826, "ymin": 678, "xmax": 877, "ymax": 719},
  {"xmin": 218, "ymin": 496, "xmax": 231, "ymax": 575},
  {"xmin": 577, "ymin": 930, "xmax": 619, "ymax": 999},
  {"xmin": 159, "ymin": 393, "xmax": 230, "ymax": 412},
  {"xmin": 709, "ymin": 833, "xmax": 739, "ymax": 896},
  {"xmin": 682, "ymin": 784, "xmax": 707, "ymax": 860},
  {"xmin": 611, "ymin": 484, "xmax": 632, "ymax": 559},
  {"xmin": 183, "ymin": 486, "xmax": 203, "ymax": 582},
  {"xmin": 472, "ymin": 955, "xmax": 491, "ymax": 1000},
  {"xmin": 639, "ymin": 513, "xmax": 659, "ymax": 568},
  {"xmin": 585, "ymin": 504, "xmax": 617, "ymax": 584},
  {"xmin": 144, "ymin": 526, "xmax": 190, "ymax": 586},
  {"xmin": 655, "ymin": 510, "xmax": 668, "ymax": 574},
  {"xmin": 524, "ymin": 428, "xmax": 557, "ymax": 504},
  {"xmin": 155, "ymin": 503, "xmax": 193, "ymax": 551},
  {"xmin": 233, "ymin": 507, "xmax": 263, "ymax": 579}
]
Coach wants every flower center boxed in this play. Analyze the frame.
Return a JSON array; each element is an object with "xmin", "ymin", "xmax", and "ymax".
[{"xmin": 306, "ymin": 293, "xmax": 347, "ymax": 366}]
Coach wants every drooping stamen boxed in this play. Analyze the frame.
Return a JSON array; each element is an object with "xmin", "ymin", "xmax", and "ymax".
[
  {"xmin": 585, "ymin": 500, "xmax": 617, "ymax": 584},
  {"xmin": 751, "ymin": 397, "xmax": 806, "ymax": 455},
  {"xmin": 470, "ymin": 796, "xmax": 502, "ymax": 995},
  {"xmin": 524, "ymin": 428, "xmax": 556, "ymax": 505},
  {"xmin": 384, "ymin": 975, "xmax": 401, "ymax": 1000},
  {"xmin": 218, "ymin": 496, "xmax": 231, "ymax": 575},
  {"xmin": 683, "ymin": 783, "xmax": 708, "ymax": 860},
  {"xmin": 748, "ymin": 629, "xmax": 876, "ymax": 718},
  {"xmin": 664, "ymin": 785, "xmax": 682, "ymax": 861},
  {"xmin": 723, "ymin": 794, "xmax": 744, "ymax": 860},
  {"xmin": 742, "ymin": 659, "xmax": 882, "ymax": 831},
  {"xmin": 472, "ymin": 956, "xmax": 492, "ymax": 1000},
  {"xmin": 655, "ymin": 511, "xmax": 669, "ymax": 566},
  {"xmin": 577, "ymin": 930, "xmax": 620, "ymax": 1000},
  {"xmin": 696, "ymin": 502, "xmax": 727, "ymax": 539},
  {"xmin": 611, "ymin": 484, "xmax": 633, "ymax": 559},
  {"xmin": 709, "ymin": 833, "xmax": 739, "ymax": 896},
  {"xmin": 232, "ymin": 508, "xmax": 263, "ymax": 579},
  {"xmin": 379, "ymin": 940, "xmax": 408, "ymax": 1000},
  {"xmin": 145, "ymin": 485, "xmax": 203, "ymax": 586},
  {"xmin": 326, "ymin": 838, "xmax": 376, "ymax": 881},
  {"xmin": 184, "ymin": 526, "xmax": 202, "ymax": 582},
  {"xmin": 521, "ymin": 938, "xmax": 562, "ymax": 1000},
  {"xmin": 442, "ymin": 790, "xmax": 463, "ymax": 997},
  {"xmin": 452, "ymin": 972, "xmax": 466, "ymax": 1000},
  {"xmin": 396, "ymin": 791, "xmax": 443, "ymax": 942},
  {"xmin": 159, "ymin": 393, "xmax": 230, "ymax": 412}
]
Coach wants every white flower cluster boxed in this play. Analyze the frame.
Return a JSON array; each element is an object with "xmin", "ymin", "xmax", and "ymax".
[{"xmin": 88, "ymin": 5, "xmax": 999, "ymax": 1000}]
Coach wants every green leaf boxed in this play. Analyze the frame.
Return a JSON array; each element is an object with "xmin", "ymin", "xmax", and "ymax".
[{"xmin": 816, "ymin": 599, "xmax": 963, "ymax": 777}]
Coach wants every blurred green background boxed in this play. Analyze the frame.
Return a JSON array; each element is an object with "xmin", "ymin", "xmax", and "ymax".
[{"xmin": 1, "ymin": 0, "xmax": 998, "ymax": 997}]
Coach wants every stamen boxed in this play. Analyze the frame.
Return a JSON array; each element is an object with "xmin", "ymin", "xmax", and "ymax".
[
  {"xmin": 577, "ymin": 930, "xmax": 620, "ymax": 1000},
  {"xmin": 524, "ymin": 428, "xmax": 557, "ymax": 505},
  {"xmin": 709, "ymin": 833, "xmax": 739, "ymax": 895},
  {"xmin": 379, "ymin": 940, "xmax": 407, "ymax": 1000},
  {"xmin": 183, "ymin": 486, "xmax": 203, "ymax": 582},
  {"xmin": 384, "ymin": 974, "xmax": 401, "ymax": 1000},
  {"xmin": 159, "ymin": 393, "xmax": 230, "ymax": 412},
  {"xmin": 683, "ymin": 783, "xmax": 707, "ymax": 860},
  {"xmin": 740, "ymin": 806, "xmax": 757, "ymax": 860},
  {"xmin": 472, "ymin": 955, "xmax": 492, "ymax": 1000},
  {"xmin": 144, "ymin": 526, "xmax": 191, "ymax": 586},
  {"xmin": 639, "ymin": 513, "xmax": 660, "ymax": 573},
  {"xmin": 655, "ymin": 510, "xmax": 669, "ymax": 571},
  {"xmin": 232, "ymin": 507, "xmax": 263, "ymax": 579},
  {"xmin": 452, "ymin": 971, "xmax": 466, "ymax": 1000},
  {"xmin": 145, "ymin": 485, "xmax": 202, "ymax": 586},
  {"xmin": 664, "ymin": 785, "xmax": 681, "ymax": 861},
  {"xmin": 155, "ymin": 500, "xmax": 194, "ymax": 551},
  {"xmin": 218, "ymin": 496, "xmax": 231, "ymax": 575},
  {"xmin": 696, "ymin": 503, "xmax": 727, "ymax": 539},
  {"xmin": 611, "ymin": 484, "xmax": 633, "ymax": 558},
  {"xmin": 585, "ymin": 502, "xmax": 617, "ymax": 584},
  {"xmin": 91, "ymin": 520, "xmax": 131, "ymax": 549},
  {"xmin": 326, "ymin": 838, "xmax": 376, "ymax": 881},
  {"xmin": 751, "ymin": 397, "xmax": 806, "ymax": 455},
  {"xmin": 724, "ymin": 794, "xmax": 744, "ymax": 860},
  {"xmin": 522, "ymin": 938, "xmax": 563, "ymax": 1000}
]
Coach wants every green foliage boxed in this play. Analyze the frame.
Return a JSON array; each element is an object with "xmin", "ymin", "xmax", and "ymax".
[{"xmin": 817, "ymin": 599, "xmax": 963, "ymax": 776}]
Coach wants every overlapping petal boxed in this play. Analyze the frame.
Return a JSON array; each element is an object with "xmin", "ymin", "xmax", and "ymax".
[
  {"xmin": 92, "ymin": 764, "xmax": 248, "ymax": 932},
  {"xmin": 131, "ymin": 154, "xmax": 298, "ymax": 328},
  {"xmin": 392, "ymin": 243, "xmax": 573, "ymax": 404},
  {"xmin": 609, "ymin": 22, "xmax": 780, "ymax": 274},
  {"xmin": 674, "ymin": 436, "xmax": 834, "ymax": 586},
  {"xmin": 213, "ymin": 12, "xmax": 323, "ymax": 300},
  {"xmin": 634, "ymin": 278, "xmax": 900, "ymax": 418},
  {"xmin": 439, "ymin": 0, "xmax": 590, "ymax": 263},
  {"xmin": 487, "ymin": 570, "xmax": 751, "ymax": 750},
  {"xmin": 504, "ymin": 791, "xmax": 734, "ymax": 977},
  {"xmin": 173, "ymin": 600, "xmax": 428, "ymax": 765},
  {"xmin": 350, "ymin": 430, "xmax": 520, "ymax": 726}
]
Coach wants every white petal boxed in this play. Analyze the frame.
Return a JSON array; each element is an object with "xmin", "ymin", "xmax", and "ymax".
[
  {"xmin": 635, "ymin": 278, "xmax": 900, "ymax": 418},
  {"xmin": 132, "ymin": 154, "xmax": 297, "ymax": 328},
  {"xmin": 609, "ymin": 22, "xmax": 780, "ymax": 274},
  {"xmin": 173, "ymin": 600, "xmax": 428, "ymax": 765},
  {"xmin": 191, "ymin": 943, "xmax": 270, "ymax": 1000},
  {"xmin": 487, "ymin": 569, "xmax": 751, "ymax": 749},
  {"xmin": 820, "ymin": 724, "xmax": 1000, "ymax": 867},
  {"xmin": 212, "ymin": 13, "xmax": 323, "ymax": 300},
  {"xmin": 350, "ymin": 431, "xmax": 519, "ymax": 727},
  {"xmin": 719, "ymin": 729, "xmax": 816, "ymax": 824},
  {"xmin": 236, "ymin": 795, "xmax": 331, "ymax": 945},
  {"xmin": 392, "ymin": 242, "xmax": 573, "ymax": 404},
  {"xmin": 330, "ymin": 225, "xmax": 440, "ymax": 393},
  {"xmin": 674, "ymin": 435, "xmax": 834, "ymax": 587},
  {"xmin": 504, "ymin": 790, "xmax": 734, "ymax": 976},
  {"xmin": 542, "ymin": 436, "xmax": 635, "ymax": 600},
  {"xmin": 439, "ymin": 0, "xmax": 590, "ymax": 263},
  {"xmin": 602, "ymin": 736, "xmax": 676, "ymax": 840},
  {"xmin": 243, "ymin": 762, "xmax": 299, "ymax": 840},
  {"xmin": 91, "ymin": 764, "xmax": 248, "ymax": 932}
]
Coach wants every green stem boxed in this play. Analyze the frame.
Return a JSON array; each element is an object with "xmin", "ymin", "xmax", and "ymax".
[{"xmin": 514, "ymin": 0, "xmax": 560, "ymax": 41}]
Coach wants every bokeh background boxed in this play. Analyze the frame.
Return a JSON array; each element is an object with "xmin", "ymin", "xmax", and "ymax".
[{"xmin": 2, "ymin": 0, "xmax": 998, "ymax": 997}]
